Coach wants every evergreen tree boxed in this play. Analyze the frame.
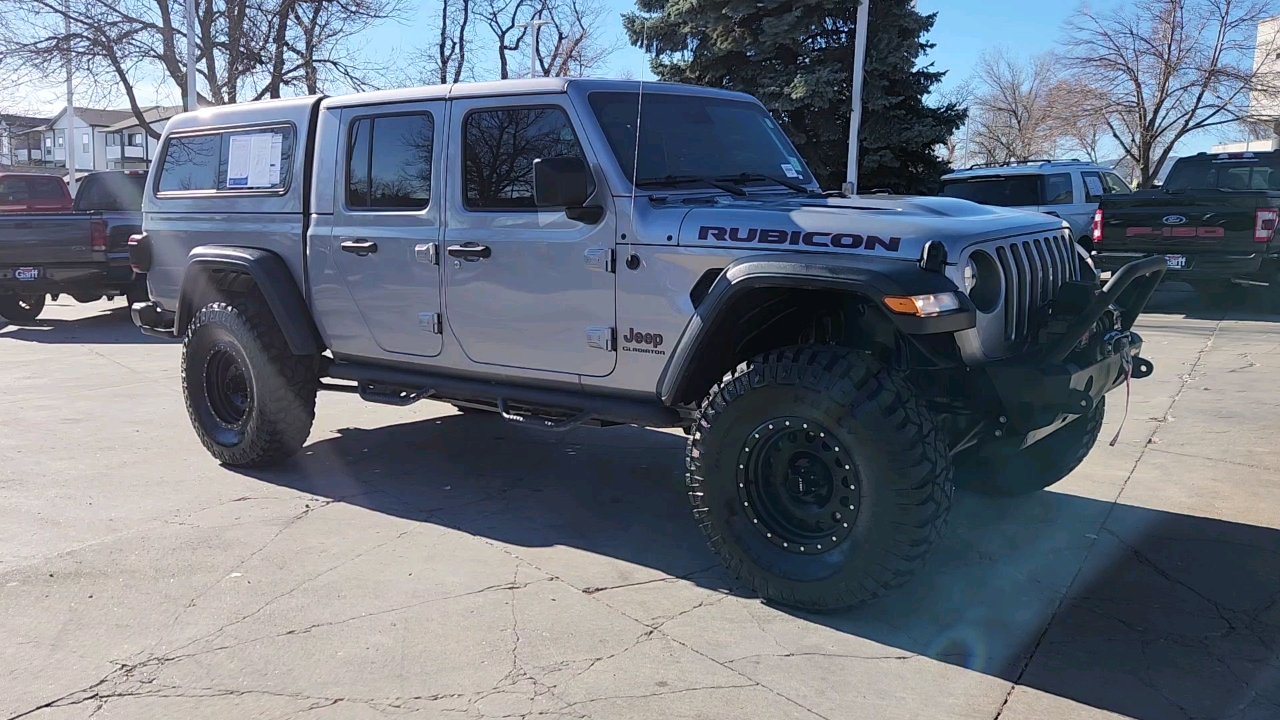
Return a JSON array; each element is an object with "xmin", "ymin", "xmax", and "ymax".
[{"xmin": 623, "ymin": 0, "xmax": 965, "ymax": 194}]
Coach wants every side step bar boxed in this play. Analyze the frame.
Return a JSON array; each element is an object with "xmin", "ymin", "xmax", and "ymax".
[{"xmin": 323, "ymin": 361, "xmax": 683, "ymax": 429}]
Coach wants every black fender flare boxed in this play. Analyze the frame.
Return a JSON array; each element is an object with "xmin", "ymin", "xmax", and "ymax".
[
  {"xmin": 177, "ymin": 246, "xmax": 321, "ymax": 355},
  {"xmin": 655, "ymin": 253, "xmax": 976, "ymax": 406}
]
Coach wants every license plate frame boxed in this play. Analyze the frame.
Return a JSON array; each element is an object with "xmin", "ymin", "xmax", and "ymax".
[
  {"xmin": 1165, "ymin": 254, "xmax": 1188, "ymax": 270},
  {"xmin": 11, "ymin": 266, "xmax": 41, "ymax": 281}
]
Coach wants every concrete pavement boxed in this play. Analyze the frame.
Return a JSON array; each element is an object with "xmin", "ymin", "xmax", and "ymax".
[{"xmin": 1, "ymin": 287, "xmax": 1278, "ymax": 719}]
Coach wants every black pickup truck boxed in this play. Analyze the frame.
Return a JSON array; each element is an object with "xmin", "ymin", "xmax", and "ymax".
[
  {"xmin": 1092, "ymin": 151, "xmax": 1280, "ymax": 307},
  {"xmin": 0, "ymin": 170, "xmax": 148, "ymax": 323}
]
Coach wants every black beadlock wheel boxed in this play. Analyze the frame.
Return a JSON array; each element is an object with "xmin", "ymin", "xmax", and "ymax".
[
  {"xmin": 952, "ymin": 396, "xmax": 1106, "ymax": 496},
  {"xmin": 182, "ymin": 296, "xmax": 318, "ymax": 467},
  {"xmin": 687, "ymin": 345, "xmax": 953, "ymax": 611},
  {"xmin": 0, "ymin": 294, "xmax": 46, "ymax": 323}
]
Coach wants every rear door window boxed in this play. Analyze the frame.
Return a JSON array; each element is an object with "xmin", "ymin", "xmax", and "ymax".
[
  {"xmin": 345, "ymin": 113, "xmax": 434, "ymax": 210},
  {"xmin": 157, "ymin": 135, "xmax": 221, "ymax": 193},
  {"xmin": 1042, "ymin": 173, "xmax": 1073, "ymax": 205},
  {"xmin": 939, "ymin": 176, "xmax": 1041, "ymax": 207}
]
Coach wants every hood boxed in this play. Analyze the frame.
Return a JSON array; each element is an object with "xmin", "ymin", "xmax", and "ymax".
[{"xmin": 676, "ymin": 194, "xmax": 1069, "ymax": 260}]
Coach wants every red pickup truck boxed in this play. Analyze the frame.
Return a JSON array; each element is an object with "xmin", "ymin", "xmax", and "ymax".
[{"xmin": 0, "ymin": 173, "xmax": 74, "ymax": 214}]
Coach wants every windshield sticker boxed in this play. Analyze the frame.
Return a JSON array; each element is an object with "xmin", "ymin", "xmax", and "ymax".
[
  {"xmin": 781, "ymin": 163, "xmax": 801, "ymax": 179},
  {"xmin": 1083, "ymin": 175, "xmax": 1104, "ymax": 196},
  {"xmin": 697, "ymin": 225, "xmax": 902, "ymax": 252}
]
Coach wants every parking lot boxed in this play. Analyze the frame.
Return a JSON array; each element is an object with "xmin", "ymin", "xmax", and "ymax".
[{"xmin": 1, "ymin": 286, "xmax": 1278, "ymax": 720}]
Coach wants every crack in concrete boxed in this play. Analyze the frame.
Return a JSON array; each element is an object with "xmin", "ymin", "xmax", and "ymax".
[{"xmin": 990, "ymin": 317, "xmax": 1224, "ymax": 720}]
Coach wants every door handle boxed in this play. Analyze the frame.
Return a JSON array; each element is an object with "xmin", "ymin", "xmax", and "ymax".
[
  {"xmin": 447, "ymin": 243, "xmax": 492, "ymax": 261},
  {"xmin": 340, "ymin": 239, "xmax": 378, "ymax": 256}
]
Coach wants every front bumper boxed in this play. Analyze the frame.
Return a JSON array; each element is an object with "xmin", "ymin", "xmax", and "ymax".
[{"xmin": 982, "ymin": 255, "xmax": 1166, "ymax": 447}]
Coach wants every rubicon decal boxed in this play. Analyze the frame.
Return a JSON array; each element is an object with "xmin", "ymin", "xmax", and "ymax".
[
  {"xmin": 621, "ymin": 327, "xmax": 666, "ymax": 356},
  {"xmin": 698, "ymin": 226, "xmax": 902, "ymax": 252}
]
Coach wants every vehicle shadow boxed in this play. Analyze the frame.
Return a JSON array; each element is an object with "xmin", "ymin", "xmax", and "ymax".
[
  {"xmin": 1147, "ymin": 282, "xmax": 1280, "ymax": 322},
  {"xmin": 0, "ymin": 304, "xmax": 172, "ymax": 345},
  {"xmin": 237, "ymin": 414, "xmax": 1280, "ymax": 720}
]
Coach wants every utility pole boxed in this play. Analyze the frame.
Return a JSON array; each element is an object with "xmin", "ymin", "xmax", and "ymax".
[
  {"xmin": 521, "ymin": 18, "xmax": 551, "ymax": 78},
  {"xmin": 63, "ymin": 0, "xmax": 77, "ymax": 196},
  {"xmin": 842, "ymin": 0, "xmax": 870, "ymax": 196},
  {"xmin": 185, "ymin": 0, "xmax": 197, "ymax": 111}
]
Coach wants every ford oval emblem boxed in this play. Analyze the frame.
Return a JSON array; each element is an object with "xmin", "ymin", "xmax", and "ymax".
[{"xmin": 1163, "ymin": 215, "xmax": 1187, "ymax": 225}]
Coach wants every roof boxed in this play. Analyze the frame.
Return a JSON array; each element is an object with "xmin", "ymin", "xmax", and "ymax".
[
  {"xmin": 943, "ymin": 159, "xmax": 1111, "ymax": 179},
  {"xmin": 0, "ymin": 114, "xmax": 50, "ymax": 130},
  {"xmin": 103, "ymin": 105, "xmax": 182, "ymax": 132},
  {"xmin": 41, "ymin": 106, "xmax": 135, "ymax": 129},
  {"xmin": 321, "ymin": 77, "xmax": 755, "ymax": 109}
]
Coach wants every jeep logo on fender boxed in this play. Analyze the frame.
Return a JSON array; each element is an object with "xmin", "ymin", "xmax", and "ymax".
[
  {"xmin": 621, "ymin": 328, "xmax": 665, "ymax": 356},
  {"xmin": 698, "ymin": 226, "xmax": 902, "ymax": 252}
]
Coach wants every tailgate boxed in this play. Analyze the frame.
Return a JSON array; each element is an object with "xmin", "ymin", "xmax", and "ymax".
[
  {"xmin": 1098, "ymin": 193, "xmax": 1266, "ymax": 255},
  {"xmin": 0, "ymin": 212, "xmax": 97, "ymax": 265}
]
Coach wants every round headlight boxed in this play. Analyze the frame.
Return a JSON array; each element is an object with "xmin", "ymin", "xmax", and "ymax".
[{"xmin": 966, "ymin": 251, "xmax": 1002, "ymax": 313}]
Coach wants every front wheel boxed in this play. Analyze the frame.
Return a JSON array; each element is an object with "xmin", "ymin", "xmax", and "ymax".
[
  {"xmin": 0, "ymin": 293, "xmax": 46, "ymax": 323},
  {"xmin": 182, "ymin": 296, "xmax": 318, "ymax": 467},
  {"xmin": 687, "ymin": 346, "xmax": 953, "ymax": 611},
  {"xmin": 952, "ymin": 397, "xmax": 1105, "ymax": 496}
]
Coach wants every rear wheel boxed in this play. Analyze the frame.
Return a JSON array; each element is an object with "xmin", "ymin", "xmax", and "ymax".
[
  {"xmin": 952, "ymin": 397, "xmax": 1105, "ymax": 496},
  {"xmin": 0, "ymin": 293, "xmax": 46, "ymax": 323},
  {"xmin": 182, "ymin": 292, "xmax": 318, "ymax": 467},
  {"xmin": 687, "ymin": 346, "xmax": 952, "ymax": 611}
]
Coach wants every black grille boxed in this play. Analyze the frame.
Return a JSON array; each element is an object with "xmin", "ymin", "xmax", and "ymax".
[{"xmin": 995, "ymin": 234, "xmax": 1078, "ymax": 342}]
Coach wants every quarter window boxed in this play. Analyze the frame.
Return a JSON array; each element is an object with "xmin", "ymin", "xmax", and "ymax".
[
  {"xmin": 346, "ymin": 113, "xmax": 434, "ymax": 210},
  {"xmin": 157, "ymin": 134, "xmax": 220, "ymax": 193},
  {"xmin": 463, "ymin": 107, "xmax": 585, "ymax": 210},
  {"xmin": 218, "ymin": 126, "xmax": 293, "ymax": 191}
]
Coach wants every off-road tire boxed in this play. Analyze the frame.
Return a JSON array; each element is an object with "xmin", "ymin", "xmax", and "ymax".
[
  {"xmin": 952, "ymin": 397, "xmax": 1105, "ymax": 496},
  {"xmin": 182, "ymin": 294, "xmax": 318, "ymax": 467},
  {"xmin": 0, "ymin": 293, "xmax": 46, "ymax": 323},
  {"xmin": 687, "ymin": 346, "xmax": 953, "ymax": 611}
]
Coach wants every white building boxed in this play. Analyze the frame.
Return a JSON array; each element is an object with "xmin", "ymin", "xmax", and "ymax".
[
  {"xmin": 32, "ymin": 107, "xmax": 134, "ymax": 173},
  {"xmin": 1213, "ymin": 15, "xmax": 1280, "ymax": 152},
  {"xmin": 100, "ymin": 106, "xmax": 180, "ymax": 170}
]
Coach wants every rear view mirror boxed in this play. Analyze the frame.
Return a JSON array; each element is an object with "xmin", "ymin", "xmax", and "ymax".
[{"xmin": 533, "ymin": 156, "xmax": 590, "ymax": 208}]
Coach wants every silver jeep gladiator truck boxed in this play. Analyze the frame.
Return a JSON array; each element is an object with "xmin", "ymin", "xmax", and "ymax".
[{"xmin": 130, "ymin": 78, "xmax": 1164, "ymax": 610}]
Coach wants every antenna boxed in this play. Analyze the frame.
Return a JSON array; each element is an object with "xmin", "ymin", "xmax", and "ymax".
[{"xmin": 626, "ymin": 20, "xmax": 647, "ymax": 268}]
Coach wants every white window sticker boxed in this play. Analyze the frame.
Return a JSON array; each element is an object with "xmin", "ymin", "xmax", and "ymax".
[
  {"xmin": 1084, "ymin": 175, "xmax": 1104, "ymax": 196},
  {"xmin": 228, "ymin": 132, "xmax": 284, "ymax": 189},
  {"xmin": 781, "ymin": 163, "xmax": 801, "ymax": 179},
  {"xmin": 226, "ymin": 136, "xmax": 251, "ymax": 187}
]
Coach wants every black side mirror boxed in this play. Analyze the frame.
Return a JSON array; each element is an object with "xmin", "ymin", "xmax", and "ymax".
[{"xmin": 533, "ymin": 156, "xmax": 590, "ymax": 209}]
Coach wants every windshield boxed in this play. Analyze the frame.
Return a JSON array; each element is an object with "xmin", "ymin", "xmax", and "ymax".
[
  {"xmin": 1162, "ymin": 157, "xmax": 1280, "ymax": 192},
  {"xmin": 587, "ymin": 91, "xmax": 814, "ymax": 189},
  {"xmin": 940, "ymin": 176, "xmax": 1042, "ymax": 206},
  {"xmin": 75, "ymin": 172, "xmax": 146, "ymax": 211}
]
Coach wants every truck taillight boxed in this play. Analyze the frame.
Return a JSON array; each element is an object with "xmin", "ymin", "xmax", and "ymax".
[
  {"xmin": 128, "ymin": 232, "xmax": 151, "ymax": 273},
  {"xmin": 1091, "ymin": 208, "xmax": 1103, "ymax": 245},
  {"xmin": 90, "ymin": 221, "xmax": 107, "ymax": 252},
  {"xmin": 1255, "ymin": 208, "xmax": 1279, "ymax": 243}
]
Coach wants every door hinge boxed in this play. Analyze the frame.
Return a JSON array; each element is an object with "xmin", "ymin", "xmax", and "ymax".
[
  {"xmin": 415, "ymin": 243, "xmax": 439, "ymax": 265},
  {"xmin": 584, "ymin": 247, "xmax": 614, "ymax": 273},
  {"xmin": 586, "ymin": 326, "xmax": 615, "ymax": 352},
  {"xmin": 419, "ymin": 312, "xmax": 442, "ymax": 334}
]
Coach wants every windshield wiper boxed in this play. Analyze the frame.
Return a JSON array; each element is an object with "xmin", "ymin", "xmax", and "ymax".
[
  {"xmin": 634, "ymin": 175, "xmax": 747, "ymax": 196},
  {"xmin": 716, "ymin": 172, "xmax": 818, "ymax": 196}
]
